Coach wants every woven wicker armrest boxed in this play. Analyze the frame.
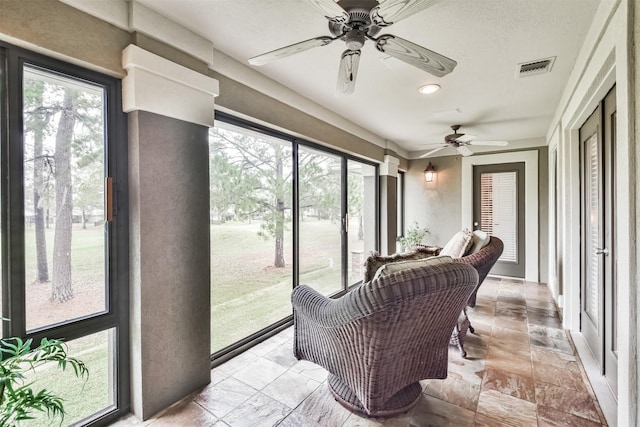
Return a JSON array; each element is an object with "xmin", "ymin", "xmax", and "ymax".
[{"xmin": 292, "ymin": 285, "xmax": 373, "ymax": 328}]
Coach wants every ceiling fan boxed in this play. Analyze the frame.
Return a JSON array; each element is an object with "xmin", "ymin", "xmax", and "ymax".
[
  {"xmin": 419, "ymin": 125, "xmax": 509, "ymax": 157},
  {"xmin": 248, "ymin": 0, "xmax": 457, "ymax": 94}
]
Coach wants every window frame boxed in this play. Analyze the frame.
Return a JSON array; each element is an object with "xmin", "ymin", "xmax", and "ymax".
[
  {"xmin": 1, "ymin": 42, "xmax": 130, "ymax": 426},
  {"xmin": 211, "ymin": 111, "xmax": 379, "ymax": 363}
]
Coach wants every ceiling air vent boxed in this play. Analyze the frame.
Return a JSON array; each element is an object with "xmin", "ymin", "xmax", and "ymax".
[{"xmin": 516, "ymin": 57, "xmax": 555, "ymax": 78}]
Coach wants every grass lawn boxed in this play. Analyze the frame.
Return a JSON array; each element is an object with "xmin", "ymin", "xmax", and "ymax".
[
  {"xmin": 211, "ymin": 218, "xmax": 353, "ymax": 352},
  {"xmin": 20, "ymin": 330, "xmax": 112, "ymax": 426},
  {"xmin": 9, "ymin": 218, "xmax": 366, "ymax": 422}
]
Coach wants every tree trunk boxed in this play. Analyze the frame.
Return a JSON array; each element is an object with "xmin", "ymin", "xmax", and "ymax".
[
  {"xmin": 51, "ymin": 89, "xmax": 75, "ymax": 303},
  {"xmin": 32, "ymin": 90, "xmax": 49, "ymax": 283},
  {"xmin": 81, "ymin": 208, "xmax": 87, "ymax": 229},
  {"xmin": 273, "ymin": 146, "xmax": 285, "ymax": 268},
  {"xmin": 358, "ymin": 213, "xmax": 364, "ymax": 241}
]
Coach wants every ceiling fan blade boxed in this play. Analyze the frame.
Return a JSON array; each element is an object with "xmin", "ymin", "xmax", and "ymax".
[
  {"xmin": 419, "ymin": 146, "xmax": 446, "ymax": 158},
  {"xmin": 457, "ymin": 145, "xmax": 474, "ymax": 157},
  {"xmin": 371, "ymin": 0, "xmax": 445, "ymax": 27},
  {"xmin": 249, "ymin": 36, "xmax": 334, "ymax": 66},
  {"xmin": 375, "ymin": 35, "xmax": 457, "ymax": 77},
  {"xmin": 468, "ymin": 140, "xmax": 509, "ymax": 146},
  {"xmin": 336, "ymin": 50, "xmax": 361, "ymax": 95},
  {"xmin": 305, "ymin": 0, "xmax": 349, "ymax": 23},
  {"xmin": 455, "ymin": 134, "xmax": 476, "ymax": 143}
]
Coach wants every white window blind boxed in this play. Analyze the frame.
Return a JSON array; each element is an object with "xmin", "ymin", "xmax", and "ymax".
[
  {"xmin": 480, "ymin": 172, "xmax": 518, "ymax": 263},
  {"xmin": 586, "ymin": 134, "xmax": 600, "ymax": 322}
]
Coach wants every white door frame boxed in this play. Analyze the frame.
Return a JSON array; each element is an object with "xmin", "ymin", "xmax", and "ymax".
[{"xmin": 461, "ymin": 151, "xmax": 539, "ymax": 282}]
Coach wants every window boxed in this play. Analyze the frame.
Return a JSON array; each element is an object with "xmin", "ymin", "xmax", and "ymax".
[
  {"xmin": 397, "ymin": 171, "xmax": 404, "ymax": 238},
  {"xmin": 347, "ymin": 160, "xmax": 376, "ymax": 285},
  {"xmin": 298, "ymin": 146, "xmax": 343, "ymax": 296},
  {"xmin": 1, "ymin": 44, "xmax": 128, "ymax": 425},
  {"xmin": 209, "ymin": 122, "xmax": 293, "ymax": 354},
  {"xmin": 480, "ymin": 171, "xmax": 518, "ymax": 262},
  {"xmin": 210, "ymin": 113, "xmax": 378, "ymax": 358}
]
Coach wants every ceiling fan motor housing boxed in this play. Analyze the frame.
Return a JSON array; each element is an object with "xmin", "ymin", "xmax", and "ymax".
[
  {"xmin": 445, "ymin": 124, "xmax": 464, "ymax": 145},
  {"xmin": 329, "ymin": 0, "xmax": 382, "ymax": 41},
  {"xmin": 345, "ymin": 29, "xmax": 366, "ymax": 50}
]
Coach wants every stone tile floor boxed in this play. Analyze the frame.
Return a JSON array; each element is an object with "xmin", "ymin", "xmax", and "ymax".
[{"xmin": 113, "ymin": 278, "xmax": 609, "ymax": 426}]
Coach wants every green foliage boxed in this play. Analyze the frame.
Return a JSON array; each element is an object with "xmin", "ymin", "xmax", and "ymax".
[
  {"xmin": 397, "ymin": 221, "xmax": 430, "ymax": 252},
  {"xmin": 0, "ymin": 336, "xmax": 89, "ymax": 427}
]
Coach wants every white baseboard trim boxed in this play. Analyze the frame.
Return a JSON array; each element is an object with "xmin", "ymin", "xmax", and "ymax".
[{"xmin": 570, "ymin": 331, "xmax": 617, "ymax": 426}]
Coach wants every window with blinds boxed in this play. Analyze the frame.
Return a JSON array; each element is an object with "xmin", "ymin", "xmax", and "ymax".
[
  {"xmin": 480, "ymin": 171, "xmax": 518, "ymax": 263},
  {"xmin": 586, "ymin": 133, "xmax": 600, "ymax": 322}
]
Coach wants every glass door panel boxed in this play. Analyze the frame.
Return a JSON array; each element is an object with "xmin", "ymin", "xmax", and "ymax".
[
  {"xmin": 22, "ymin": 329, "xmax": 116, "ymax": 426},
  {"xmin": 209, "ymin": 123, "xmax": 293, "ymax": 353},
  {"xmin": 298, "ymin": 147, "xmax": 343, "ymax": 296},
  {"xmin": 347, "ymin": 160, "xmax": 376, "ymax": 285},
  {"xmin": 23, "ymin": 66, "xmax": 107, "ymax": 331}
]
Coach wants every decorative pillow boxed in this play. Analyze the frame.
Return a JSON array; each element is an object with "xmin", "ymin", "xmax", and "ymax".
[
  {"xmin": 440, "ymin": 229, "xmax": 474, "ymax": 258},
  {"xmin": 466, "ymin": 230, "xmax": 491, "ymax": 255},
  {"xmin": 373, "ymin": 255, "xmax": 453, "ymax": 281},
  {"xmin": 363, "ymin": 246, "xmax": 440, "ymax": 282}
]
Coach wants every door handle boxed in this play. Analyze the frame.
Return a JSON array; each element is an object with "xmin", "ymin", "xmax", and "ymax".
[{"xmin": 595, "ymin": 247, "xmax": 609, "ymax": 255}]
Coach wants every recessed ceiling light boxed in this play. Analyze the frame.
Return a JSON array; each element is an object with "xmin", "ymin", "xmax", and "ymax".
[{"xmin": 418, "ymin": 84, "xmax": 441, "ymax": 94}]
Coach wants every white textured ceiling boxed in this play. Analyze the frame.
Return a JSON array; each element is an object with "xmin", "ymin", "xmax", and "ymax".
[{"xmin": 137, "ymin": 0, "xmax": 599, "ymax": 158}]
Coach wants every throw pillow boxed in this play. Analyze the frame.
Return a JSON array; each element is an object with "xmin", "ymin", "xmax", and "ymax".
[
  {"xmin": 466, "ymin": 230, "xmax": 491, "ymax": 255},
  {"xmin": 440, "ymin": 229, "xmax": 474, "ymax": 258},
  {"xmin": 373, "ymin": 255, "xmax": 453, "ymax": 281},
  {"xmin": 363, "ymin": 246, "xmax": 439, "ymax": 282}
]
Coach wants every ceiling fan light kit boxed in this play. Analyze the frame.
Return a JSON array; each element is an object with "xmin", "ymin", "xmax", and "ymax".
[{"xmin": 248, "ymin": 0, "xmax": 457, "ymax": 94}]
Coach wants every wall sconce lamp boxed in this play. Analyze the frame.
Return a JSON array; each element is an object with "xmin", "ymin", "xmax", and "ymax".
[{"xmin": 424, "ymin": 162, "xmax": 436, "ymax": 182}]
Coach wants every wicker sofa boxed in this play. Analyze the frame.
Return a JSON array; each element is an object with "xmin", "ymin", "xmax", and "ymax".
[{"xmin": 292, "ymin": 262, "xmax": 478, "ymax": 417}]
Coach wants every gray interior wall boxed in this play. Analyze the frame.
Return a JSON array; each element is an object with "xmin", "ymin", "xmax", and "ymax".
[
  {"xmin": 405, "ymin": 147, "xmax": 550, "ymax": 283},
  {"xmin": 209, "ymin": 72, "xmax": 387, "ymax": 163},
  {"xmin": 128, "ymin": 111, "xmax": 211, "ymax": 419},
  {"xmin": 405, "ymin": 156, "xmax": 463, "ymax": 247},
  {"xmin": 0, "ymin": 0, "xmax": 130, "ymax": 75}
]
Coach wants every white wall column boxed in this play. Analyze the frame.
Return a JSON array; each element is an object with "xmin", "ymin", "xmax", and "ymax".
[{"xmin": 379, "ymin": 155, "xmax": 399, "ymax": 255}]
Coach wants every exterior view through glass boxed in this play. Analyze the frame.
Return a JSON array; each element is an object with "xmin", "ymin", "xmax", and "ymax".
[
  {"xmin": 209, "ymin": 123, "xmax": 293, "ymax": 353},
  {"xmin": 210, "ymin": 117, "xmax": 378, "ymax": 354},
  {"xmin": 23, "ymin": 66, "xmax": 107, "ymax": 331}
]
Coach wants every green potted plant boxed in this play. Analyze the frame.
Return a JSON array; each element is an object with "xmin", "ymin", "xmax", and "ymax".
[
  {"xmin": 0, "ymin": 332, "xmax": 88, "ymax": 427},
  {"xmin": 397, "ymin": 221, "xmax": 430, "ymax": 252}
]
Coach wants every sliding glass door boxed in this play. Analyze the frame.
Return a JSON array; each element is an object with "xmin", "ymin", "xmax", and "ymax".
[
  {"xmin": 347, "ymin": 160, "xmax": 377, "ymax": 285},
  {"xmin": 298, "ymin": 147, "xmax": 343, "ymax": 296},
  {"xmin": 209, "ymin": 122, "xmax": 293, "ymax": 354},
  {"xmin": 210, "ymin": 114, "xmax": 378, "ymax": 358}
]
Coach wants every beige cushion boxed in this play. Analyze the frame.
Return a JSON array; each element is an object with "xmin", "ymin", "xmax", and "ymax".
[
  {"xmin": 466, "ymin": 230, "xmax": 491, "ymax": 255},
  {"xmin": 363, "ymin": 246, "xmax": 440, "ymax": 282},
  {"xmin": 373, "ymin": 255, "xmax": 453, "ymax": 281},
  {"xmin": 440, "ymin": 230, "xmax": 474, "ymax": 258}
]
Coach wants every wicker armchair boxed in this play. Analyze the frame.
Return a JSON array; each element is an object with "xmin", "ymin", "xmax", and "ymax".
[
  {"xmin": 292, "ymin": 262, "xmax": 478, "ymax": 417},
  {"xmin": 449, "ymin": 236, "xmax": 504, "ymax": 357},
  {"xmin": 454, "ymin": 236, "xmax": 504, "ymax": 308}
]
